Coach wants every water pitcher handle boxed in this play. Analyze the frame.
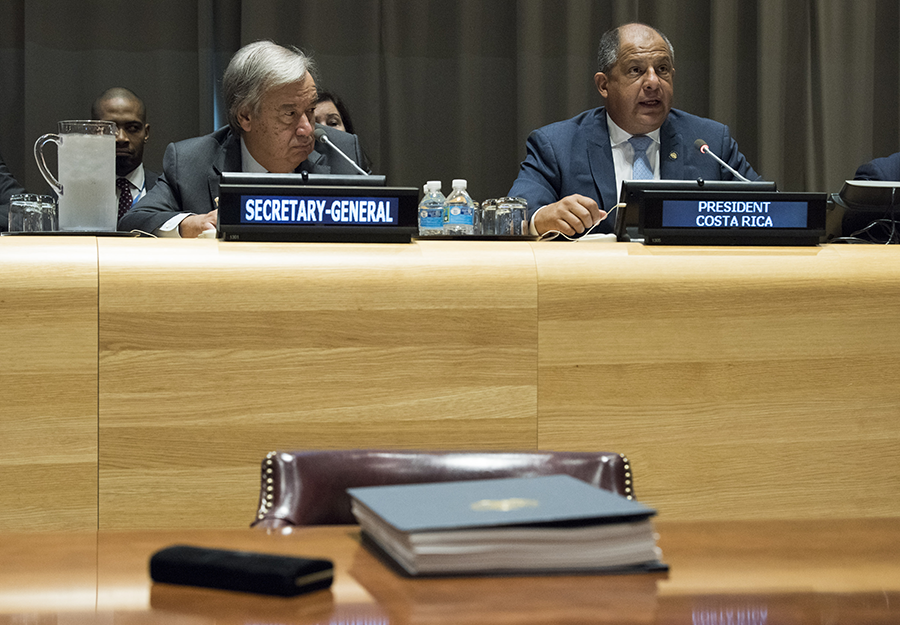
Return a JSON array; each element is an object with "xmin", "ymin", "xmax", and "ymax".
[{"xmin": 34, "ymin": 133, "xmax": 62, "ymax": 196}]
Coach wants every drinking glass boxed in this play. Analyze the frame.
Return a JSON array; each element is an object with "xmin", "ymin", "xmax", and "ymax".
[{"xmin": 8, "ymin": 193, "xmax": 58, "ymax": 232}]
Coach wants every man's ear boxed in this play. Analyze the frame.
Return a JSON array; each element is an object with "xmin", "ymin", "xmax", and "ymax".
[
  {"xmin": 144, "ymin": 123, "xmax": 150, "ymax": 142},
  {"xmin": 238, "ymin": 108, "xmax": 253, "ymax": 133},
  {"xmin": 594, "ymin": 72, "xmax": 609, "ymax": 99}
]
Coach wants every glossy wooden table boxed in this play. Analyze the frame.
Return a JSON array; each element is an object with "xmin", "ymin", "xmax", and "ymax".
[{"xmin": 0, "ymin": 519, "xmax": 897, "ymax": 623}]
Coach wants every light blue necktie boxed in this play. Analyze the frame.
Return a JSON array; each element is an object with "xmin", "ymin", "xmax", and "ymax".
[{"xmin": 629, "ymin": 135, "xmax": 653, "ymax": 180}]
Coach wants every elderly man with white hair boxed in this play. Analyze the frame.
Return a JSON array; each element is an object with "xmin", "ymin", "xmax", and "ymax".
[{"xmin": 120, "ymin": 40, "xmax": 367, "ymax": 238}]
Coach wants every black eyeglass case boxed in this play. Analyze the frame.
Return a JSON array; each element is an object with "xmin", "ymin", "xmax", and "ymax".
[{"xmin": 149, "ymin": 544, "xmax": 334, "ymax": 597}]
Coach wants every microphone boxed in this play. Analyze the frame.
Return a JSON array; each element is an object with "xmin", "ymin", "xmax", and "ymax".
[
  {"xmin": 694, "ymin": 138, "xmax": 750, "ymax": 182},
  {"xmin": 313, "ymin": 127, "xmax": 369, "ymax": 176}
]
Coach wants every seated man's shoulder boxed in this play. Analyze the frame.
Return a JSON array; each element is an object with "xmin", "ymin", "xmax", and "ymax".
[
  {"xmin": 532, "ymin": 107, "xmax": 605, "ymax": 140},
  {"xmin": 855, "ymin": 152, "xmax": 900, "ymax": 181},
  {"xmin": 170, "ymin": 126, "xmax": 234, "ymax": 154},
  {"xmin": 317, "ymin": 124, "xmax": 358, "ymax": 147},
  {"xmin": 666, "ymin": 108, "xmax": 728, "ymax": 131}
]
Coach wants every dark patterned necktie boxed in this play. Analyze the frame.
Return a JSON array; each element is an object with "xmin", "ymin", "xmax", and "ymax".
[
  {"xmin": 117, "ymin": 177, "xmax": 133, "ymax": 219},
  {"xmin": 629, "ymin": 135, "xmax": 653, "ymax": 179}
]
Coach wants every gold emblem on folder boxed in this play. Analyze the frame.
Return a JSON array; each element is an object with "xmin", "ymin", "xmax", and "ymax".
[{"xmin": 470, "ymin": 498, "xmax": 539, "ymax": 512}]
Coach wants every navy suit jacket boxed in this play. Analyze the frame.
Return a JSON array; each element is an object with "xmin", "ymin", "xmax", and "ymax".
[
  {"xmin": 508, "ymin": 107, "xmax": 759, "ymax": 234},
  {"xmin": 854, "ymin": 152, "xmax": 900, "ymax": 181},
  {"xmin": 120, "ymin": 124, "xmax": 367, "ymax": 233}
]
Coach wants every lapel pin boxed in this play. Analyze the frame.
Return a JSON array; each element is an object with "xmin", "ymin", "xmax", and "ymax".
[{"xmin": 669, "ymin": 151, "xmax": 678, "ymax": 160}]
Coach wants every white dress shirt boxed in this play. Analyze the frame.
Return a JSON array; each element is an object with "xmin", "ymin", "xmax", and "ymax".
[
  {"xmin": 117, "ymin": 163, "xmax": 148, "ymax": 206},
  {"xmin": 607, "ymin": 116, "xmax": 661, "ymax": 196}
]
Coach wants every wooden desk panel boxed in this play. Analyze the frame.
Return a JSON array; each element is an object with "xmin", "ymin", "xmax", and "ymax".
[
  {"xmin": 98, "ymin": 239, "xmax": 538, "ymax": 529},
  {"xmin": 4, "ymin": 237, "xmax": 900, "ymax": 531},
  {"xmin": 534, "ymin": 243, "xmax": 900, "ymax": 520},
  {"xmin": 0, "ymin": 237, "xmax": 98, "ymax": 531}
]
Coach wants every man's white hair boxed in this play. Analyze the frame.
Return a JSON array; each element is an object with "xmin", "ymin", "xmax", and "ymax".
[{"xmin": 222, "ymin": 40, "xmax": 316, "ymax": 131}]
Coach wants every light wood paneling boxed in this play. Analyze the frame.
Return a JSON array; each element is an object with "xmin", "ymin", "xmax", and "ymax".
[
  {"xmin": 98, "ymin": 239, "xmax": 538, "ymax": 529},
  {"xmin": 0, "ymin": 237, "xmax": 98, "ymax": 530},
  {"xmin": 6, "ymin": 237, "xmax": 900, "ymax": 530},
  {"xmin": 534, "ymin": 242, "xmax": 900, "ymax": 520}
]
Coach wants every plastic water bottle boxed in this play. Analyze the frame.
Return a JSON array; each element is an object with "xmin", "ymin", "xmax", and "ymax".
[
  {"xmin": 417, "ymin": 181, "xmax": 445, "ymax": 236},
  {"xmin": 443, "ymin": 179, "xmax": 475, "ymax": 235}
]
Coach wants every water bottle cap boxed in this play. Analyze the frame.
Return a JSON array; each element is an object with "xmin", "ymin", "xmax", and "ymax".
[{"xmin": 451, "ymin": 179, "xmax": 467, "ymax": 189}]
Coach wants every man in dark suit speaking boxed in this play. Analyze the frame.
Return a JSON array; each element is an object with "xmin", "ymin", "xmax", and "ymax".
[
  {"xmin": 508, "ymin": 23, "xmax": 758, "ymax": 237},
  {"xmin": 120, "ymin": 41, "xmax": 368, "ymax": 238}
]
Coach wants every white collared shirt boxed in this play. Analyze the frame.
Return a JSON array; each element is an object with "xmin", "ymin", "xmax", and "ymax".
[
  {"xmin": 240, "ymin": 137, "xmax": 268, "ymax": 174},
  {"xmin": 117, "ymin": 163, "xmax": 148, "ymax": 206},
  {"xmin": 607, "ymin": 115, "xmax": 661, "ymax": 199}
]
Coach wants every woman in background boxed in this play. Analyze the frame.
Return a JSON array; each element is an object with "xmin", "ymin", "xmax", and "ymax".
[
  {"xmin": 315, "ymin": 90, "xmax": 372, "ymax": 171},
  {"xmin": 315, "ymin": 90, "xmax": 356, "ymax": 134}
]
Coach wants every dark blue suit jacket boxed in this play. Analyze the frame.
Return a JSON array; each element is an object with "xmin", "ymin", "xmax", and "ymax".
[
  {"xmin": 509, "ymin": 107, "xmax": 759, "ymax": 234},
  {"xmin": 854, "ymin": 152, "xmax": 900, "ymax": 181}
]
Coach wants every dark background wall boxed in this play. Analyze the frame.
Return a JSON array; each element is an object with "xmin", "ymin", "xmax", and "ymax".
[{"xmin": 1, "ymin": 0, "xmax": 898, "ymax": 203}]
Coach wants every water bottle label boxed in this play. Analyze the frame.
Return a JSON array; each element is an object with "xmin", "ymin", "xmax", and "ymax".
[
  {"xmin": 419, "ymin": 208, "xmax": 443, "ymax": 229},
  {"xmin": 447, "ymin": 206, "xmax": 474, "ymax": 226}
]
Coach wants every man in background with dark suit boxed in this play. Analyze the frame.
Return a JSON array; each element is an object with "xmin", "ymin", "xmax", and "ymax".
[
  {"xmin": 0, "ymin": 147, "xmax": 26, "ymax": 232},
  {"xmin": 119, "ymin": 40, "xmax": 368, "ymax": 238},
  {"xmin": 509, "ymin": 22, "xmax": 758, "ymax": 237},
  {"xmin": 91, "ymin": 88, "xmax": 159, "ymax": 222},
  {"xmin": 854, "ymin": 152, "xmax": 900, "ymax": 181},
  {"xmin": 842, "ymin": 152, "xmax": 900, "ymax": 242}
]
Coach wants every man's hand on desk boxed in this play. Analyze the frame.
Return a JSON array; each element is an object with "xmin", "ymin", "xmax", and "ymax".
[
  {"xmin": 179, "ymin": 210, "xmax": 218, "ymax": 238},
  {"xmin": 533, "ymin": 194, "xmax": 606, "ymax": 236}
]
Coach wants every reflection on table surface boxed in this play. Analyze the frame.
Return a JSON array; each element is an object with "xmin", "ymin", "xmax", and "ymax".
[{"xmin": 0, "ymin": 519, "xmax": 897, "ymax": 624}]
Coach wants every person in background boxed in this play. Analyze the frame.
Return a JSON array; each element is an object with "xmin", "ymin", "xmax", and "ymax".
[
  {"xmin": 841, "ymin": 152, "xmax": 900, "ymax": 242},
  {"xmin": 854, "ymin": 152, "xmax": 900, "ymax": 181},
  {"xmin": 315, "ymin": 90, "xmax": 355, "ymax": 133},
  {"xmin": 508, "ymin": 22, "xmax": 758, "ymax": 238},
  {"xmin": 91, "ymin": 87, "xmax": 159, "ymax": 222},
  {"xmin": 119, "ymin": 41, "xmax": 368, "ymax": 238},
  {"xmin": 0, "ymin": 146, "xmax": 26, "ymax": 232},
  {"xmin": 315, "ymin": 90, "xmax": 372, "ymax": 171}
]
